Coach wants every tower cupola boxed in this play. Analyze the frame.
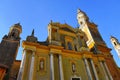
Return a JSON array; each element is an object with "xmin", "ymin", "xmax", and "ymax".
[
  {"xmin": 111, "ymin": 36, "xmax": 119, "ymax": 46},
  {"xmin": 77, "ymin": 9, "xmax": 89, "ymax": 26},
  {"xmin": 7, "ymin": 23, "xmax": 22, "ymax": 40},
  {"xmin": 10, "ymin": 23, "xmax": 22, "ymax": 33},
  {"xmin": 110, "ymin": 36, "xmax": 120, "ymax": 57}
]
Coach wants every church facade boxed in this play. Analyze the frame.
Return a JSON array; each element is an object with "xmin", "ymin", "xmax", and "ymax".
[{"xmin": 0, "ymin": 9, "xmax": 120, "ymax": 80}]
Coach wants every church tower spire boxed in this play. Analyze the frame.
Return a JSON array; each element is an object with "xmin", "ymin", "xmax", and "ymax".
[{"xmin": 111, "ymin": 36, "xmax": 120, "ymax": 57}]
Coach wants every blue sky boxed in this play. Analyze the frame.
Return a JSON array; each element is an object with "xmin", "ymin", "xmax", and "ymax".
[{"xmin": 0, "ymin": 0, "xmax": 120, "ymax": 67}]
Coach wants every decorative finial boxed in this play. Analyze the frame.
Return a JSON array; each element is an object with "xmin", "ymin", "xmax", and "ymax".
[
  {"xmin": 50, "ymin": 20, "xmax": 53, "ymax": 23},
  {"xmin": 110, "ymin": 36, "xmax": 117, "ymax": 39},
  {"xmin": 17, "ymin": 22, "xmax": 20, "ymax": 25},
  {"xmin": 26, "ymin": 29, "xmax": 38, "ymax": 42},
  {"xmin": 110, "ymin": 35, "xmax": 113, "ymax": 38},
  {"xmin": 77, "ymin": 9, "xmax": 81, "ymax": 13},
  {"xmin": 15, "ymin": 22, "xmax": 20, "ymax": 26},
  {"xmin": 31, "ymin": 29, "xmax": 34, "ymax": 36}
]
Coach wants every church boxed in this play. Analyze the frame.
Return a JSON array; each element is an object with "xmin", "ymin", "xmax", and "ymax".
[{"xmin": 0, "ymin": 9, "xmax": 120, "ymax": 80}]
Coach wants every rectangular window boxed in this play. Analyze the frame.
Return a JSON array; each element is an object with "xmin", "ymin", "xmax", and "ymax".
[{"xmin": 72, "ymin": 77, "xmax": 81, "ymax": 80}]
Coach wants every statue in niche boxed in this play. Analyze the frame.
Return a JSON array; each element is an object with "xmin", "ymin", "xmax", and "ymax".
[
  {"xmin": 72, "ymin": 63, "xmax": 76, "ymax": 73},
  {"xmin": 39, "ymin": 59, "xmax": 44, "ymax": 70},
  {"xmin": 80, "ymin": 36, "xmax": 87, "ymax": 47}
]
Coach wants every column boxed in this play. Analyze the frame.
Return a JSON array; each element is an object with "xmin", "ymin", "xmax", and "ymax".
[
  {"xmin": 100, "ymin": 62, "xmax": 109, "ymax": 80},
  {"xmin": 103, "ymin": 62, "xmax": 113, "ymax": 80},
  {"xmin": 84, "ymin": 58, "xmax": 92, "ymax": 80},
  {"xmin": 29, "ymin": 51, "xmax": 35, "ymax": 80},
  {"xmin": 50, "ymin": 53, "xmax": 54, "ymax": 80},
  {"xmin": 90, "ymin": 60, "xmax": 99, "ymax": 80},
  {"xmin": 17, "ymin": 49, "xmax": 27, "ymax": 80},
  {"xmin": 58, "ymin": 54, "xmax": 64, "ymax": 80}
]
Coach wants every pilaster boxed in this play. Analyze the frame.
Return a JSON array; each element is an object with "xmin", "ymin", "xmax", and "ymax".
[
  {"xmin": 58, "ymin": 54, "xmax": 64, "ymax": 80},
  {"xmin": 17, "ymin": 49, "xmax": 27, "ymax": 80},
  {"xmin": 29, "ymin": 51, "xmax": 35, "ymax": 80},
  {"xmin": 50, "ymin": 53, "xmax": 54, "ymax": 80},
  {"xmin": 83, "ymin": 58, "xmax": 92, "ymax": 80},
  {"xmin": 90, "ymin": 59, "xmax": 99, "ymax": 80}
]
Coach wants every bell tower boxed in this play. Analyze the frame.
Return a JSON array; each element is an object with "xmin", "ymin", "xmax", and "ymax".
[
  {"xmin": 77, "ymin": 9, "xmax": 89, "ymax": 26},
  {"xmin": 77, "ymin": 9, "xmax": 108, "ymax": 53},
  {"xmin": 0, "ymin": 23, "xmax": 22, "ymax": 79},
  {"xmin": 7, "ymin": 23, "xmax": 22, "ymax": 41},
  {"xmin": 111, "ymin": 36, "xmax": 120, "ymax": 57}
]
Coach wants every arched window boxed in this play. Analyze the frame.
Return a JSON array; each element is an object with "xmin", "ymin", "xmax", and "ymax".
[
  {"xmin": 68, "ymin": 42, "xmax": 72, "ymax": 50},
  {"xmin": 74, "ymin": 45, "xmax": 77, "ymax": 51},
  {"xmin": 11, "ymin": 32, "xmax": 15, "ymax": 37},
  {"xmin": 114, "ymin": 42, "xmax": 117, "ymax": 46}
]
